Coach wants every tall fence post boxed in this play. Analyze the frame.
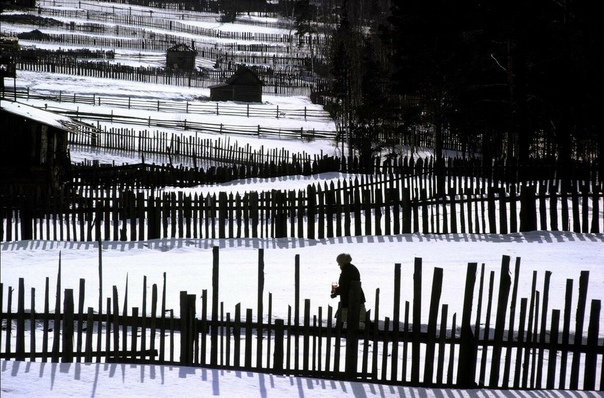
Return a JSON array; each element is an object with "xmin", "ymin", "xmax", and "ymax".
[{"xmin": 210, "ymin": 246, "xmax": 219, "ymax": 366}]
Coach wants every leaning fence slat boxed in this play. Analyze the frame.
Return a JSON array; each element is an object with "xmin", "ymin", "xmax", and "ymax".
[
  {"xmin": 489, "ymin": 255, "xmax": 512, "ymax": 387},
  {"xmin": 570, "ymin": 270, "xmax": 589, "ymax": 390},
  {"xmin": 559, "ymin": 278, "xmax": 573, "ymax": 388},
  {"xmin": 479, "ymin": 271, "xmax": 495, "ymax": 387},
  {"xmin": 535, "ymin": 270, "xmax": 552, "ymax": 388},
  {"xmin": 436, "ymin": 304, "xmax": 448, "ymax": 385},
  {"xmin": 424, "ymin": 267, "xmax": 443, "ymax": 385},
  {"xmin": 522, "ymin": 271, "xmax": 538, "ymax": 388},
  {"xmin": 583, "ymin": 299, "xmax": 600, "ymax": 390},
  {"xmin": 503, "ymin": 257, "xmax": 521, "ymax": 388},
  {"xmin": 546, "ymin": 309, "xmax": 561, "ymax": 389},
  {"xmin": 513, "ymin": 298, "xmax": 528, "ymax": 388},
  {"xmin": 457, "ymin": 262, "xmax": 477, "ymax": 388}
]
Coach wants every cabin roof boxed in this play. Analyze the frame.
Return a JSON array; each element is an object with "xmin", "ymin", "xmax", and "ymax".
[
  {"xmin": 0, "ymin": 100, "xmax": 79, "ymax": 131},
  {"xmin": 209, "ymin": 66, "xmax": 263, "ymax": 89},
  {"xmin": 167, "ymin": 43, "xmax": 197, "ymax": 54}
]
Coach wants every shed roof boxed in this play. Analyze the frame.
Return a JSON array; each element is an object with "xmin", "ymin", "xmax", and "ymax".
[
  {"xmin": 0, "ymin": 100, "xmax": 80, "ymax": 131},
  {"xmin": 167, "ymin": 43, "xmax": 198, "ymax": 54},
  {"xmin": 209, "ymin": 66, "xmax": 263, "ymax": 89}
]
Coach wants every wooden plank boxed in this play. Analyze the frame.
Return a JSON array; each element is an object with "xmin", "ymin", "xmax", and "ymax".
[
  {"xmin": 535, "ymin": 271, "xmax": 552, "ymax": 388},
  {"xmin": 570, "ymin": 271, "xmax": 589, "ymax": 389},
  {"xmin": 436, "ymin": 304, "xmax": 448, "ymax": 385},
  {"xmin": 479, "ymin": 271, "xmax": 495, "ymax": 386},
  {"xmin": 245, "ymin": 308, "xmax": 253, "ymax": 369},
  {"xmin": 513, "ymin": 298, "xmax": 528, "ymax": 388},
  {"xmin": 294, "ymin": 254, "xmax": 300, "ymax": 370},
  {"xmin": 51, "ymin": 256, "xmax": 62, "ymax": 363},
  {"xmin": 29, "ymin": 288, "xmax": 36, "ymax": 361},
  {"xmin": 424, "ymin": 267, "xmax": 443, "ymax": 385},
  {"xmin": 303, "ymin": 299, "xmax": 311, "ymax": 373},
  {"xmin": 41, "ymin": 278, "xmax": 49, "ymax": 362},
  {"xmin": 447, "ymin": 313, "xmax": 457, "ymax": 386},
  {"xmin": 233, "ymin": 303, "xmax": 241, "ymax": 368},
  {"xmin": 319, "ymin": 305, "xmax": 330, "ymax": 373},
  {"xmin": 76, "ymin": 279, "xmax": 85, "ymax": 360},
  {"xmin": 62, "ymin": 289, "xmax": 75, "ymax": 362},
  {"xmin": 391, "ymin": 263, "xmax": 401, "ymax": 381},
  {"xmin": 522, "ymin": 271, "xmax": 538, "ymax": 388},
  {"xmin": 85, "ymin": 307, "xmax": 94, "ymax": 362},
  {"xmin": 380, "ymin": 317, "xmax": 390, "ymax": 382},
  {"xmin": 273, "ymin": 319, "xmax": 284, "ymax": 373},
  {"xmin": 559, "ymin": 278, "xmax": 573, "ymax": 388},
  {"xmin": 256, "ymin": 249, "xmax": 264, "ymax": 368},
  {"xmin": 546, "ymin": 309, "xmax": 560, "ymax": 389},
  {"xmin": 16, "ymin": 278, "xmax": 25, "ymax": 360},
  {"xmin": 489, "ymin": 255, "xmax": 511, "ymax": 387},
  {"xmin": 503, "ymin": 257, "xmax": 521, "ymax": 387},
  {"xmin": 211, "ymin": 246, "xmax": 219, "ymax": 366},
  {"xmin": 411, "ymin": 257, "xmax": 422, "ymax": 384},
  {"xmin": 159, "ymin": 272, "xmax": 167, "ymax": 362},
  {"xmin": 131, "ymin": 307, "xmax": 139, "ymax": 362},
  {"xmin": 371, "ymin": 288, "xmax": 380, "ymax": 380},
  {"xmin": 457, "ymin": 262, "xmax": 477, "ymax": 388},
  {"xmin": 150, "ymin": 284, "xmax": 158, "ymax": 361},
  {"xmin": 583, "ymin": 299, "xmax": 600, "ymax": 390},
  {"xmin": 401, "ymin": 301, "xmax": 410, "ymax": 383}
]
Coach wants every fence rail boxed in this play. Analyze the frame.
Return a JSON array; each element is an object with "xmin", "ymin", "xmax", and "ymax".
[{"xmin": 1, "ymin": 249, "xmax": 602, "ymax": 390}]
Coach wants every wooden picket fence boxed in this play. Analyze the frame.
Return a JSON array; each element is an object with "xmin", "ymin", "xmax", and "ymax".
[
  {"xmin": 1, "ymin": 172, "xmax": 601, "ymax": 242},
  {"xmin": 1, "ymin": 249, "xmax": 602, "ymax": 390}
]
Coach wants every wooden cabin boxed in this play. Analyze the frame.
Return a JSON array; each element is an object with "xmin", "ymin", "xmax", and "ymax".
[
  {"xmin": 165, "ymin": 43, "xmax": 198, "ymax": 72},
  {"xmin": 209, "ymin": 66, "xmax": 263, "ymax": 102},
  {"xmin": 0, "ymin": 100, "xmax": 73, "ymax": 191}
]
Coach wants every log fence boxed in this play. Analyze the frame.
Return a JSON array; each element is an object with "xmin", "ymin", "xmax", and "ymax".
[
  {"xmin": 4, "ymin": 87, "xmax": 332, "ymax": 121},
  {"xmin": 1, "ymin": 249, "xmax": 602, "ymax": 390}
]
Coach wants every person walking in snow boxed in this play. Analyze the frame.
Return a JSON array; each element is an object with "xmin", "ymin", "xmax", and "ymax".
[{"xmin": 330, "ymin": 253, "xmax": 367, "ymax": 328}]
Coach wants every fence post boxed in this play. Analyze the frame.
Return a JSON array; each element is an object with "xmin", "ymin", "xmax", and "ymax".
[
  {"xmin": 179, "ymin": 291, "xmax": 196, "ymax": 365},
  {"xmin": 210, "ymin": 246, "xmax": 219, "ymax": 366},
  {"xmin": 62, "ymin": 289, "xmax": 74, "ymax": 362},
  {"xmin": 520, "ymin": 184, "xmax": 537, "ymax": 232},
  {"xmin": 273, "ymin": 319, "xmax": 284, "ymax": 373},
  {"xmin": 344, "ymin": 281, "xmax": 362, "ymax": 380},
  {"xmin": 457, "ymin": 262, "xmax": 478, "ymax": 388}
]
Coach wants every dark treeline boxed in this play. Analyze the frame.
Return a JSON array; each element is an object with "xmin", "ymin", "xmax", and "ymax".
[{"xmin": 321, "ymin": 0, "xmax": 602, "ymax": 184}]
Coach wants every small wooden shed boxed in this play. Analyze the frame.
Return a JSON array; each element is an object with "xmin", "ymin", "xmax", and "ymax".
[
  {"xmin": 210, "ymin": 66, "xmax": 263, "ymax": 102},
  {"xmin": 0, "ymin": 100, "xmax": 73, "ymax": 190},
  {"xmin": 166, "ymin": 43, "xmax": 198, "ymax": 72}
]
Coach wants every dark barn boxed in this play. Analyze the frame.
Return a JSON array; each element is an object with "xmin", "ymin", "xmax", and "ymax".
[
  {"xmin": 209, "ymin": 66, "xmax": 263, "ymax": 102},
  {"xmin": 165, "ymin": 43, "xmax": 198, "ymax": 72},
  {"xmin": 0, "ymin": 100, "xmax": 72, "ymax": 191}
]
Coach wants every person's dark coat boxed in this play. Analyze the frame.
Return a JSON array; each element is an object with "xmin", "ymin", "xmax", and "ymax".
[{"xmin": 333, "ymin": 263, "xmax": 366, "ymax": 308}]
